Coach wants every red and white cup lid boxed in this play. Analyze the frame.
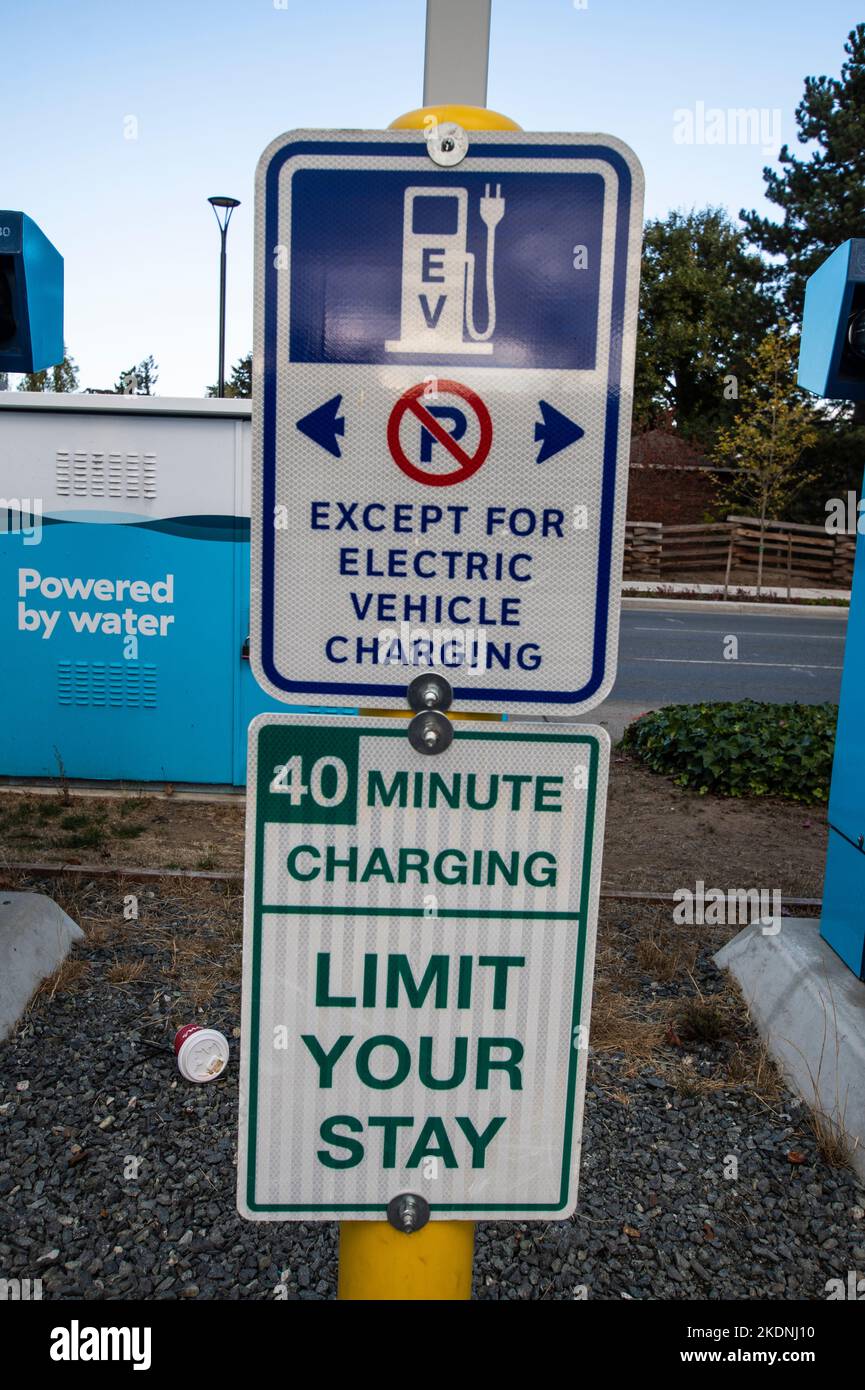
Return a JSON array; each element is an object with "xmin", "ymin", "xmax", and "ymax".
[{"xmin": 174, "ymin": 1024, "xmax": 229, "ymax": 1082}]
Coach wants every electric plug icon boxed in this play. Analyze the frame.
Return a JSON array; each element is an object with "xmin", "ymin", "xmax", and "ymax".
[
  {"xmin": 466, "ymin": 185, "xmax": 505, "ymax": 343},
  {"xmin": 480, "ymin": 184, "xmax": 505, "ymax": 229}
]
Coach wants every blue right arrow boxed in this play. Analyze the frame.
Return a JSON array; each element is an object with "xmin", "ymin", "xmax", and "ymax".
[
  {"xmin": 297, "ymin": 394, "xmax": 345, "ymax": 458},
  {"xmin": 534, "ymin": 400, "xmax": 585, "ymax": 463}
]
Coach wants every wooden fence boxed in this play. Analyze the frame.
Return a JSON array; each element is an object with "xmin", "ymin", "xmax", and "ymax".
[{"xmin": 624, "ymin": 516, "xmax": 855, "ymax": 592}]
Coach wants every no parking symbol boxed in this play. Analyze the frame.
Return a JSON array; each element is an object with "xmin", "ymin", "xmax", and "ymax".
[{"xmin": 386, "ymin": 379, "xmax": 492, "ymax": 487}]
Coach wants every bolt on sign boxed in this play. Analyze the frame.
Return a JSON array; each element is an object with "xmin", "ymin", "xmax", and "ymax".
[
  {"xmin": 237, "ymin": 713, "xmax": 609, "ymax": 1221},
  {"xmin": 251, "ymin": 127, "xmax": 644, "ymax": 717}
]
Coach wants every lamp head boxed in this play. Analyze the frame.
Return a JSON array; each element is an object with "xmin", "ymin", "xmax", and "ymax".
[{"xmin": 208, "ymin": 196, "xmax": 241, "ymax": 232}]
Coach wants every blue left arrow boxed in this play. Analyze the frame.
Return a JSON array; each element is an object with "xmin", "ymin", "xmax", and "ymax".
[
  {"xmin": 534, "ymin": 400, "xmax": 585, "ymax": 464},
  {"xmin": 296, "ymin": 394, "xmax": 345, "ymax": 458}
]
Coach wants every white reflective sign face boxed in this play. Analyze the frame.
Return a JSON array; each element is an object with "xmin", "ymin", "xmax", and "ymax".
[
  {"xmin": 238, "ymin": 714, "xmax": 609, "ymax": 1222},
  {"xmin": 252, "ymin": 129, "xmax": 643, "ymax": 716}
]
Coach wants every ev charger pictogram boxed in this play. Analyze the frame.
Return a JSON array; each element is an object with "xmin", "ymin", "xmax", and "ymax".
[
  {"xmin": 252, "ymin": 128, "xmax": 644, "ymax": 715},
  {"xmin": 385, "ymin": 184, "xmax": 505, "ymax": 355}
]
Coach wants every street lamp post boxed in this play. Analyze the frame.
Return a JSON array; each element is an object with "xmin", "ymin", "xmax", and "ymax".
[{"xmin": 208, "ymin": 195, "xmax": 241, "ymax": 397}]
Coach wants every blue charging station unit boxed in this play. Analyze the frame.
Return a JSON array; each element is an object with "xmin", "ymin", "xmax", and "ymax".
[
  {"xmin": 0, "ymin": 211, "xmax": 64, "ymax": 374},
  {"xmin": 799, "ymin": 238, "xmax": 865, "ymax": 979}
]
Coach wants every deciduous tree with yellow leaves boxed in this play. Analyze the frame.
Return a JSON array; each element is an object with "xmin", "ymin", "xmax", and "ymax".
[{"xmin": 713, "ymin": 328, "xmax": 819, "ymax": 591}]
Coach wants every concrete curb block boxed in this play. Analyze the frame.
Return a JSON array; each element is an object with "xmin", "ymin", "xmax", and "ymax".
[
  {"xmin": 0, "ymin": 892, "xmax": 85, "ymax": 1040},
  {"xmin": 715, "ymin": 918, "xmax": 865, "ymax": 1183}
]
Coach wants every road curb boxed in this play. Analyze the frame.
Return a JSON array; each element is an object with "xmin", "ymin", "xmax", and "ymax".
[{"xmin": 622, "ymin": 597, "xmax": 849, "ymax": 618}]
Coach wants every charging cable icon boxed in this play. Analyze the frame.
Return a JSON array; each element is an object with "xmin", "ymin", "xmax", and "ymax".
[{"xmin": 385, "ymin": 184, "xmax": 505, "ymax": 355}]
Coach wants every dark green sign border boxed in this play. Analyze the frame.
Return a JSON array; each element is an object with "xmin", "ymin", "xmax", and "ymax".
[{"xmin": 244, "ymin": 725, "xmax": 600, "ymax": 1215}]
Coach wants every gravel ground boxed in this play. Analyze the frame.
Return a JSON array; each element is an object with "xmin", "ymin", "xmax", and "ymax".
[{"xmin": 1, "ymin": 880, "xmax": 863, "ymax": 1301}]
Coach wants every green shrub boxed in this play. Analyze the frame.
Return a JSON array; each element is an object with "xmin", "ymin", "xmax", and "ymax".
[{"xmin": 622, "ymin": 700, "xmax": 837, "ymax": 804}]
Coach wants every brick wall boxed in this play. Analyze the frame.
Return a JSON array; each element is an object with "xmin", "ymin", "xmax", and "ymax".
[
  {"xmin": 626, "ymin": 465, "xmax": 718, "ymax": 525},
  {"xmin": 626, "ymin": 429, "xmax": 721, "ymax": 525}
]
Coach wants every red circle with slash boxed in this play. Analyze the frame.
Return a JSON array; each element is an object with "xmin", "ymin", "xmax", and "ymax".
[{"xmin": 386, "ymin": 379, "xmax": 493, "ymax": 487}]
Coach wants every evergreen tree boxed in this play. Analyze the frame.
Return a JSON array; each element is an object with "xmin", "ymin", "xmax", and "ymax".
[
  {"xmin": 790, "ymin": 409, "xmax": 865, "ymax": 523},
  {"xmin": 634, "ymin": 209, "xmax": 775, "ymax": 445},
  {"xmin": 17, "ymin": 350, "xmax": 79, "ymax": 392},
  {"xmin": 207, "ymin": 351, "xmax": 252, "ymax": 399},
  {"xmin": 741, "ymin": 24, "xmax": 865, "ymax": 318},
  {"xmin": 115, "ymin": 354, "xmax": 158, "ymax": 395}
]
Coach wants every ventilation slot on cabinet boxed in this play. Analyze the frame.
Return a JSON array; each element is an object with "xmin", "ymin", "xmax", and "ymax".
[
  {"xmin": 57, "ymin": 662, "xmax": 158, "ymax": 709},
  {"xmin": 54, "ymin": 449, "xmax": 158, "ymax": 500},
  {"xmin": 56, "ymin": 450, "xmax": 71, "ymax": 496},
  {"xmin": 88, "ymin": 452, "xmax": 106, "ymax": 496},
  {"xmin": 125, "ymin": 454, "xmax": 141, "ymax": 498},
  {"xmin": 142, "ymin": 453, "xmax": 157, "ymax": 498},
  {"xmin": 108, "ymin": 453, "xmax": 125, "ymax": 497},
  {"xmin": 73, "ymin": 452, "xmax": 89, "ymax": 496},
  {"xmin": 119, "ymin": 452, "xmax": 157, "ymax": 499}
]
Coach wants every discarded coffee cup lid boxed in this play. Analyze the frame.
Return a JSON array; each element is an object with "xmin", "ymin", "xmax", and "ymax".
[{"xmin": 174, "ymin": 1024, "xmax": 229, "ymax": 1083}]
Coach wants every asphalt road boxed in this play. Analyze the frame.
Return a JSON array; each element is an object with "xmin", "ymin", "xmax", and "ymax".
[
  {"xmin": 560, "ymin": 604, "xmax": 849, "ymax": 740},
  {"xmin": 611, "ymin": 605, "xmax": 846, "ymax": 706}
]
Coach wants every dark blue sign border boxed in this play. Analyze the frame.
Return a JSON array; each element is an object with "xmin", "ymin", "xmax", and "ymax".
[{"xmin": 260, "ymin": 136, "xmax": 633, "ymax": 706}]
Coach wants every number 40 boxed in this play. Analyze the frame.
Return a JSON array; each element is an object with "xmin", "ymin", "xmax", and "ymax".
[{"xmin": 269, "ymin": 755, "xmax": 348, "ymax": 808}]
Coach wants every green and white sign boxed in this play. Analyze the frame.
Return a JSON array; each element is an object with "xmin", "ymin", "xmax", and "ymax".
[{"xmin": 238, "ymin": 713, "xmax": 609, "ymax": 1221}]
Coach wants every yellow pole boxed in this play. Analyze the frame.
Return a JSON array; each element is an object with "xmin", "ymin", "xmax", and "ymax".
[
  {"xmin": 337, "ymin": 101, "xmax": 520, "ymax": 1304},
  {"xmin": 339, "ymin": 1220, "xmax": 475, "ymax": 1301}
]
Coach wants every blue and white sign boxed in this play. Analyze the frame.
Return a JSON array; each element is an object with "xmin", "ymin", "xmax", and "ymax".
[{"xmin": 252, "ymin": 128, "xmax": 644, "ymax": 715}]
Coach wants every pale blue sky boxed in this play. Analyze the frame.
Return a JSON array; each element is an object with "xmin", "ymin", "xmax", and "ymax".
[{"xmin": 3, "ymin": 0, "xmax": 861, "ymax": 395}]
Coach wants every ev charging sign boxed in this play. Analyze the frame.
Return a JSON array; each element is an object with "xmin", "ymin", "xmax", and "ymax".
[
  {"xmin": 238, "ymin": 713, "xmax": 609, "ymax": 1221},
  {"xmin": 252, "ymin": 129, "xmax": 644, "ymax": 715}
]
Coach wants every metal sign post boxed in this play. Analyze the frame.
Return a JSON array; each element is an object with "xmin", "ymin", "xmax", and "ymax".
[
  {"xmin": 423, "ymin": 0, "xmax": 491, "ymax": 107},
  {"xmin": 241, "ymin": 3, "xmax": 643, "ymax": 1296}
]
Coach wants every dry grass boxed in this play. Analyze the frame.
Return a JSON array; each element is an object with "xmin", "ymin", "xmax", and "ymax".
[
  {"xmin": 724, "ymin": 1038, "xmax": 786, "ymax": 1103},
  {"xmin": 676, "ymin": 997, "xmax": 735, "ymax": 1043},
  {"xmin": 105, "ymin": 959, "xmax": 147, "ymax": 986},
  {"xmin": 4, "ymin": 862, "xmax": 243, "ymax": 1030},
  {"xmin": 591, "ymin": 905, "xmax": 789, "ymax": 1108},
  {"xmin": 0, "ymin": 789, "xmax": 245, "ymax": 873},
  {"xmin": 634, "ymin": 929, "xmax": 699, "ymax": 982},
  {"xmin": 589, "ymin": 989, "xmax": 666, "ymax": 1065},
  {"xmin": 100, "ymin": 875, "xmax": 244, "ymax": 1012},
  {"xmin": 30, "ymin": 958, "xmax": 91, "ymax": 1008},
  {"xmin": 807, "ymin": 1108, "xmax": 856, "ymax": 1169},
  {"xmin": 160, "ymin": 933, "xmax": 225, "ymax": 1009},
  {"xmin": 78, "ymin": 918, "xmax": 112, "ymax": 947},
  {"xmin": 35, "ymin": 877, "xmax": 91, "ymax": 929}
]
